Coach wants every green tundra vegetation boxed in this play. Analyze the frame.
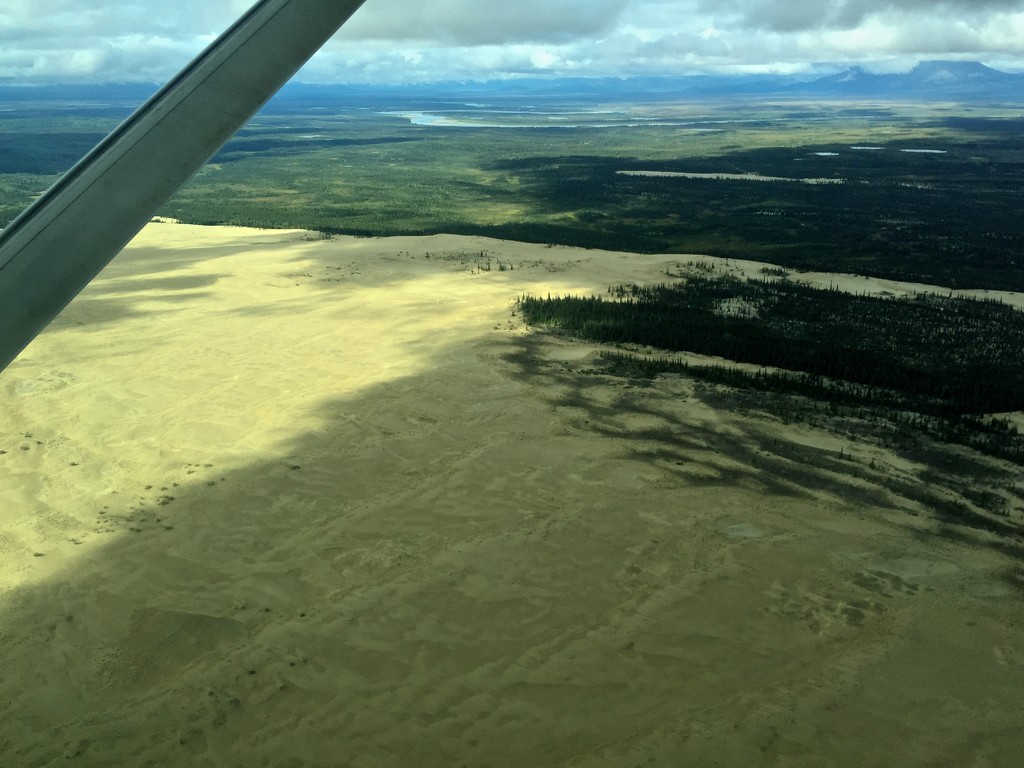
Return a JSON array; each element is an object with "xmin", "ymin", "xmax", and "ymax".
[{"xmin": 1, "ymin": 96, "xmax": 1022, "ymax": 290}]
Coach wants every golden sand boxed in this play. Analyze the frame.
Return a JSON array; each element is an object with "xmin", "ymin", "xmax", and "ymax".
[{"xmin": 1, "ymin": 222, "xmax": 1022, "ymax": 766}]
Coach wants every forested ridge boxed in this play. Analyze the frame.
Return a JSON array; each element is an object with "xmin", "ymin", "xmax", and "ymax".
[{"xmin": 520, "ymin": 276, "xmax": 1024, "ymax": 460}]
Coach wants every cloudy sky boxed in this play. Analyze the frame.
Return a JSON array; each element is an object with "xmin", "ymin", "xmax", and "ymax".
[{"xmin": 2, "ymin": 0, "xmax": 1023, "ymax": 84}]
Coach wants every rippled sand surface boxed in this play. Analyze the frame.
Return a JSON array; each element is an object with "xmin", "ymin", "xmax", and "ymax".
[{"xmin": 1, "ymin": 223, "xmax": 1021, "ymax": 766}]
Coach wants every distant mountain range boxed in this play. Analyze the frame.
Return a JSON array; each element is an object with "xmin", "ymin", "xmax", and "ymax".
[
  {"xmin": 784, "ymin": 60, "xmax": 1023, "ymax": 99},
  {"xmin": 262, "ymin": 60, "xmax": 1024, "ymax": 104},
  {"xmin": 0, "ymin": 61, "xmax": 1020, "ymax": 106}
]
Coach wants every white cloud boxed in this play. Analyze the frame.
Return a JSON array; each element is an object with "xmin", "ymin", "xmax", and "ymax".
[
  {"xmin": 338, "ymin": 0, "xmax": 629, "ymax": 45},
  {"xmin": 2, "ymin": 0, "xmax": 1023, "ymax": 84},
  {"xmin": 703, "ymin": 0, "xmax": 1024, "ymax": 32}
]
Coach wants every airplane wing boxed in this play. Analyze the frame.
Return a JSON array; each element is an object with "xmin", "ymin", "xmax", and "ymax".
[{"xmin": 0, "ymin": 0, "xmax": 368, "ymax": 373}]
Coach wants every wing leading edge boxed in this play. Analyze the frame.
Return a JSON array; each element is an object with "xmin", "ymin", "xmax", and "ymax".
[{"xmin": 0, "ymin": 0, "xmax": 368, "ymax": 373}]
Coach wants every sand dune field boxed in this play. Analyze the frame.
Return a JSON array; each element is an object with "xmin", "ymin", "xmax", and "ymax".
[{"xmin": 1, "ymin": 222, "xmax": 1022, "ymax": 766}]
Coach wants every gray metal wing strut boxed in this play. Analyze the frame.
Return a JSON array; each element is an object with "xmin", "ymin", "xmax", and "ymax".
[{"xmin": 0, "ymin": 0, "xmax": 368, "ymax": 373}]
